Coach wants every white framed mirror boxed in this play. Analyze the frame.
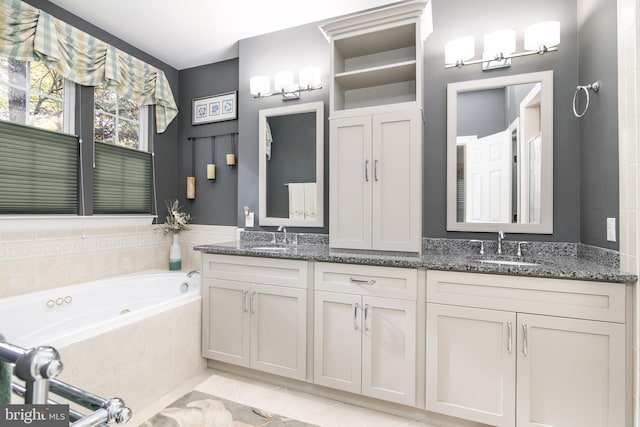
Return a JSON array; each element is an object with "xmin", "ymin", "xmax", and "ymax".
[
  {"xmin": 259, "ymin": 101, "xmax": 324, "ymax": 227},
  {"xmin": 446, "ymin": 70, "xmax": 553, "ymax": 233}
]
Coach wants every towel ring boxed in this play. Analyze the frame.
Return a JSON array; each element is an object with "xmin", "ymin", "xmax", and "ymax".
[{"xmin": 573, "ymin": 80, "xmax": 600, "ymax": 118}]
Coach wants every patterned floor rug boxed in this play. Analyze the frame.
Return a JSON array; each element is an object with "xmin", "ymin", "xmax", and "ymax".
[{"xmin": 139, "ymin": 389, "xmax": 319, "ymax": 427}]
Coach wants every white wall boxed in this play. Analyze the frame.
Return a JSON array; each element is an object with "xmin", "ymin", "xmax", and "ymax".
[{"xmin": 617, "ymin": 0, "xmax": 640, "ymax": 425}]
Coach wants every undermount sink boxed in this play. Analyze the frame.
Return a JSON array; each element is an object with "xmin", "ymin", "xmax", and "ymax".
[
  {"xmin": 475, "ymin": 258, "xmax": 541, "ymax": 267},
  {"xmin": 249, "ymin": 246, "xmax": 289, "ymax": 252}
]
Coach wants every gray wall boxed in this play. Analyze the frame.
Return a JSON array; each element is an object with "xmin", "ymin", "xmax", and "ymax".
[
  {"xmin": 457, "ymin": 88, "xmax": 506, "ymax": 138},
  {"xmin": 177, "ymin": 59, "xmax": 239, "ymax": 225},
  {"xmin": 423, "ymin": 0, "xmax": 580, "ymax": 243},
  {"xmin": 266, "ymin": 113, "xmax": 317, "ymax": 218},
  {"xmin": 23, "ymin": 0, "xmax": 180, "ymax": 222},
  {"xmin": 237, "ymin": 24, "xmax": 330, "ymax": 233},
  {"xmin": 578, "ymin": 0, "xmax": 619, "ymax": 250}
]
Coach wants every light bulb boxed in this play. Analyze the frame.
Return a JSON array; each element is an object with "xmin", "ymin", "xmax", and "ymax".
[
  {"xmin": 445, "ymin": 36, "xmax": 475, "ymax": 66},
  {"xmin": 524, "ymin": 21, "xmax": 560, "ymax": 52}
]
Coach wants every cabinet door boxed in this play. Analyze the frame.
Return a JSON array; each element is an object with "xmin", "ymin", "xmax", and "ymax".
[
  {"xmin": 314, "ymin": 291, "xmax": 362, "ymax": 393},
  {"xmin": 426, "ymin": 303, "xmax": 516, "ymax": 427},
  {"xmin": 517, "ymin": 314, "xmax": 626, "ymax": 427},
  {"xmin": 329, "ymin": 116, "xmax": 372, "ymax": 250},
  {"xmin": 250, "ymin": 284, "xmax": 307, "ymax": 381},
  {"xmin": 202, "ymin": 279, "xmax": 250, "ymax": 367},
  {"xmin": 372, "ymin": 110, "xmax": 422, "ymax": 252},
  {"xmin": 362, "ymin": 296, "xmax": 417, "ymax": 406}
]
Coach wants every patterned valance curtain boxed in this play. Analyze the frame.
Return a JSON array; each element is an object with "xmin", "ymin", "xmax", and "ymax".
[{"xmin": 0, "ymin": 0, "xmax": 178, "ymax": 133}]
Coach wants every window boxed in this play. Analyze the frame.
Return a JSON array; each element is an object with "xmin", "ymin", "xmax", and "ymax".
[
  {"xmin": 94, "ymin": 87, "xmax": 148, "ymax": 151},
  {"xmin": 0, "ymin": 57, "xmax": 72, "ymax": 133},
  {"xmin": 93, "ymin": 87, "xmax": 152, "ymax": 214},
  {"xmin": 0, "ymin": 56, "xmax": 77, "ymax": 214}
]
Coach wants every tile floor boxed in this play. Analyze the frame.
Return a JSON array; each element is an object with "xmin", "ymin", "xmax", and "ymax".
[{"xmin": 131, "ymin": 369, "xmax": 437, "ymax": 427}]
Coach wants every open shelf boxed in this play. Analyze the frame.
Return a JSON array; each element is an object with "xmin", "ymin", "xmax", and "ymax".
[{"xmin": 335, "ymin": 60, "xmax": 416, "ymax": 91}]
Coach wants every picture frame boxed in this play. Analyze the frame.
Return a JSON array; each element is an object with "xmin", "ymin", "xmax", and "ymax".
[{"xmin": 192, "ymin": 91, "xmax": 237, "ymax": 125}]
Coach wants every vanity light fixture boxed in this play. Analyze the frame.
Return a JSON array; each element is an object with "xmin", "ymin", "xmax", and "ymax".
[
  {"xmin": 250, "ymin": 66, "xmax": 322, "ymax": 100},
  {"xmin": 445, "ymin": 21, "xmax": 560, "ymax": 70}
]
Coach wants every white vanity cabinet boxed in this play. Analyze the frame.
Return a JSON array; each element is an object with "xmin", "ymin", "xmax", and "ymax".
[
  {"xmin": 313, "ymin": 262, "xmax": 418, "ymax": 405},
  {"xmin": 329, "ymin": 110, "xmax": 422, "ymax": 252},
  {"xmin": 201, "ymin": 254, "xmax": 308, "ymax": 381},
  {"xmin": 425, "ymin": 270, "xmax": 628, "ymax": 427}
]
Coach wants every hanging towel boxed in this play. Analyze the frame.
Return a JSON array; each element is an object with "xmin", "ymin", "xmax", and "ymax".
[
  {"xmin": 288, "ymin": 183, "xmax": 305, "ymax": 220},
  {"xmin": 265, "ymin": 121, "xmax": 274, "ymax": 160},
  {"xmin": 0, "ymin": 334, "xmax": 11, "ymax": 404},
  {"xmin": 304, "ymin": 182, "xmax": 317, "ymax": 219}
]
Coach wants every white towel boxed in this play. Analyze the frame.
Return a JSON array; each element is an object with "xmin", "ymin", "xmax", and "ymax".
[
  {"xmin": 265, "ymin": 121, "xmax": 273, "ymax": 160},
  {"xmin": 288, "ymin": 183, "xmax": 305, "ymax": 219},
  {"xmin": 304, "ymin": 182, "xmax": 317, "ymax": 219}
]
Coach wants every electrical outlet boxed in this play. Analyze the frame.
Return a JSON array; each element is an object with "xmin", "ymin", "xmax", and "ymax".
[
  {"xmin": 607, "ymin": 217, "xmax": 616, "ymax": 242},
  {"xmin": 245, "ymin": 212, "xmax": 254, "ymax": 228}
]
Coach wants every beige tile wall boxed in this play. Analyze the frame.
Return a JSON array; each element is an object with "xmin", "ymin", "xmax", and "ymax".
[
  {"xmin": 617, "ymin": 0, "xmax": 639, "ymax": 425},
  {"xmin": 0, "ymin": 223, "xmax": 237, "ymax": 299}
]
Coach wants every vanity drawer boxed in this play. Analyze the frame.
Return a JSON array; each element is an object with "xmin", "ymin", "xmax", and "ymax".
[
  {"xmin": 426, "ymin": 270, "xmax": 626, "ymax": 323},
  {"xmin": 202, "ymin": 254, "xmax": 308, "ymax": 288},
  {"xmin": 314, "ymin": 262, "xmax": 417, "ymax": 300}
]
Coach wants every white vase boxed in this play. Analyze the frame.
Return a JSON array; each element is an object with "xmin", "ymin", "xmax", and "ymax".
[{"xmin": 169, "ymin": 233, "xmax": 181, "ymax": 270}]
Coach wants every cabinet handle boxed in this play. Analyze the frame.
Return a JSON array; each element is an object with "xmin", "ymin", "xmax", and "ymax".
[
  {"xmin": 365, "ymin": 160, "xmax": 369, "ymax": 182},
  {"xmin": 507, "ymin": 321, "xmax": 512, "ymax": 353},
  {"xmin": 522, "ymin": 323, "xmax": 528, "ymax": 356},
  {"xmin": 242, "ymin": 290, "xmax": 249, "ymax": 313},
  {"xmin": 354, "ymin": 302, "xmax": 359, "ymax": 330},
  {"xmin": 374, "ymin": 160, "xmax": 379, "ymax": 181},
  {"xmin": 364, "ymin": 304, "xmax": 370, "ymax": 331},
  {"xmin": 349, "ymin": 278, "xmax": 377, "ymax": 285},
  {"xmin": 251, "ymin": 291, "xmax": 256, "ymax": 314}
]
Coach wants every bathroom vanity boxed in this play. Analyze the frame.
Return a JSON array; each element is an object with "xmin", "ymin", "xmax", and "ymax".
[{"xmin": 196, "ymin": 238, "xmax": 634, "ymax": 427}]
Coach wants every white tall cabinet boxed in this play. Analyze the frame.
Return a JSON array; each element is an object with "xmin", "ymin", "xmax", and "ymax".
[
  {"xmin": 321, "ymin": 1, "xmax": 431, "ymax": 253},
  {"xmin": 330, "ymin": 110, "xmax": 422, "ymax": 251}
]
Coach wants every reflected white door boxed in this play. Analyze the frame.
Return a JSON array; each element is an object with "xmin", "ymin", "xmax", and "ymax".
[{"xmin": 465, "ymin": 130, "xmax": 512, "ymax": 223}]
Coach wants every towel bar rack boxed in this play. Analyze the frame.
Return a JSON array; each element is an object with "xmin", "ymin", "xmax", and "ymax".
[{"xmin": 0, "ymin": 341, "xmax": 130, "ymax": 426}]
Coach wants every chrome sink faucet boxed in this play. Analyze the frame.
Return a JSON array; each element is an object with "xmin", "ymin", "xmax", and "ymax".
[
  {"xmin": 277, "ymin": 225, "xmax": 288, "ymax": 244},
  {"xmin": 497, "ymin": 230, "xmax": 506, "ymax": 255}
]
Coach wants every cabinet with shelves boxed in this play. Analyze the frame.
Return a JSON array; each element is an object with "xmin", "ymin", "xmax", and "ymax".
[
  {"xmin": 425, "ymin": 270, "xmax": 629, "ymax": 427},
  {"xmin": 321, "ymin": 2, "xmax": 431, "ymax": 115}
]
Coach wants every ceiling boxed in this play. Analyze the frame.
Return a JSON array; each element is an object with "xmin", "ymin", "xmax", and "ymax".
[{"xmin": 48, "ymin": 0, "xmax": 400, "ymax": 70}]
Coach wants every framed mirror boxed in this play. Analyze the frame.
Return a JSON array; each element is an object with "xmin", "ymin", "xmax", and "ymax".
[
  {"xmin": 446, "ymin": 70, "xmax": 553, "ymax": 233},
  {"xmin": 259, "ymin": 101, "xmax": 324, "ymax": 227}
]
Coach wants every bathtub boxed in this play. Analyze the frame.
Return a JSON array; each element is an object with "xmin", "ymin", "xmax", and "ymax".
[
  {"xmin": 0, "ymin": 271, "xmax": 207, "ymax": 413},
  {"xmin": 0, "ymin": 270, "xmax": 201, "ymax": 349}
]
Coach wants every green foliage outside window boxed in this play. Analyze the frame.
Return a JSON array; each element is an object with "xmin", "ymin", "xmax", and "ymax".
[
  {"xmin": 94, "ymin": 87, "xmax": 141, "ymax": 150},
  {"xmin": 0, "ymin": 57, "xmax": 65, "ymax": 132}
]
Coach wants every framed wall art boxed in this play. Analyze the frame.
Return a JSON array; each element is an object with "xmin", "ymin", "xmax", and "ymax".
[{"xmin": 192, "ymin": 91, "xmax": 237, "ymax": 125}]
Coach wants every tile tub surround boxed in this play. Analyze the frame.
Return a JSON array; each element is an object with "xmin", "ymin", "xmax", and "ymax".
[
  {"xmin": 194, "ymin": 235, "xmax": 637, "ymax": 283},
  {"xmin": 55, "ymin": 298, "xmax": 207, "ymax": 415},
  {"xmin": 0, "ymin": 224, "xmax": 237, "ymax": 299}
]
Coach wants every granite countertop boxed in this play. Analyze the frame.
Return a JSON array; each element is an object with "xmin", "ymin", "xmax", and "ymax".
[{"xmin": 194, "ymin": 237, "xmax": 637, "ymax": 284}]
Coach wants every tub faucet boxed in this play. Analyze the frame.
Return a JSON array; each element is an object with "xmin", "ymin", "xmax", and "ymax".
[
  {"xmin": 497, "ymin": 231, "xmax": 506, "ymax": 255},
  {"xmin": 187, "ymin": 270, "xmax": 200, "ymax": 278},
  {"xmin": 277, "ymin": 225, "xmax": 288, "ymax": 244}
]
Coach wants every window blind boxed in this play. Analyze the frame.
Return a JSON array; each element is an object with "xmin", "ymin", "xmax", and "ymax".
[
  {"xmin": 0, "ymin": 120, "xmax": 78, "ymax": 214},
  {"xmin": 93, "ymin": 142, "xmax": 152, "ymax": 214}
]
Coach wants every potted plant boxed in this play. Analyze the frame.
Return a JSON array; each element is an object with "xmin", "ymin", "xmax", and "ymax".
[{"xmin": 162, "ymin": 199, "xmax": 191, "ymax": 270}]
